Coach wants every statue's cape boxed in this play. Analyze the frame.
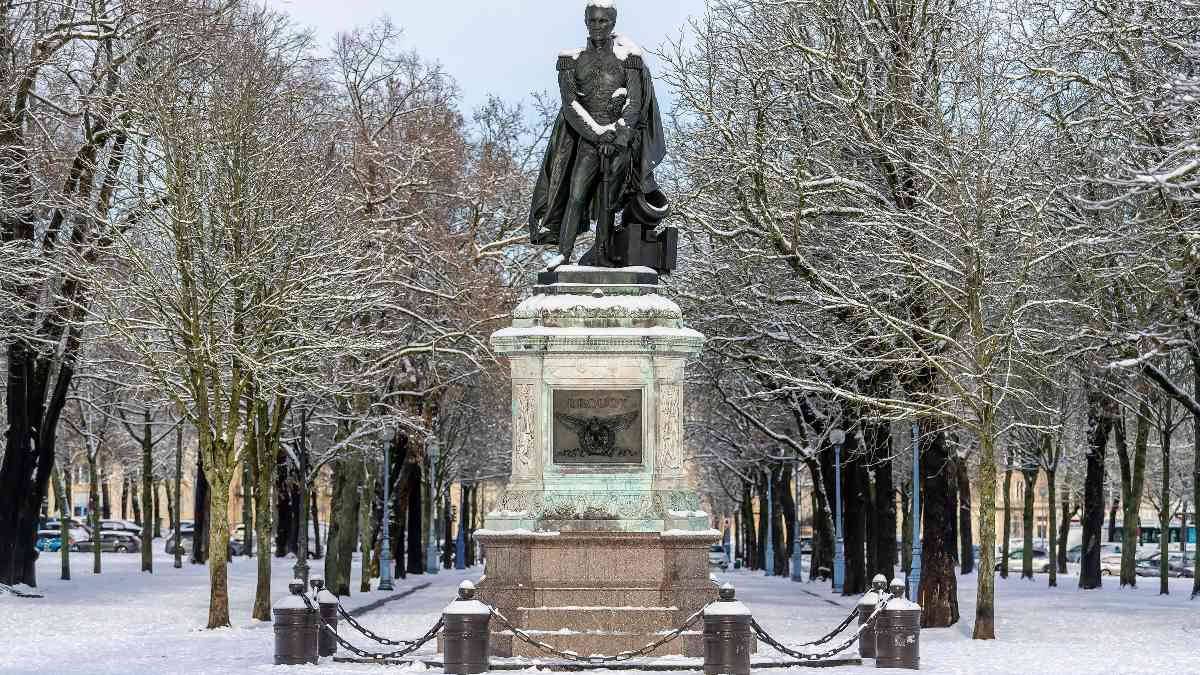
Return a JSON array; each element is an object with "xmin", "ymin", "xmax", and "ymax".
[{"xmin": 527, "ymin": 47, "xmax": 668, "ymax": 243}]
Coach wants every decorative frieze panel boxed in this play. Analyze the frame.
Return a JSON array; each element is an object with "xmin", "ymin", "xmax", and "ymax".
[{"xmin": 494, "ymin": 490, "xmax": 701, "ymax": 521}]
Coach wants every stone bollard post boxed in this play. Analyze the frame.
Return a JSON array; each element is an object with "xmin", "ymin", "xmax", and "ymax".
[
  {"xmin": 273, "ymin": 579, "xmax": 319, "ymax": 666},
  {"xmin": 874, "ymin": 581, "xmax": 921, "ymax": 671},
  {"xmin": 442, "ymin": 581, "xmax": 491, "ymax": 675},
  {"xmin": 858, "ymin": 574, "xmax": 888, "ymax": 659},
  {"xmin": 310, "ymin": 576, "xmax": 339, "ymax": 658},
  {"xmin": 703, "ymin": 584, "xmax": 752, "ymax": 675}
]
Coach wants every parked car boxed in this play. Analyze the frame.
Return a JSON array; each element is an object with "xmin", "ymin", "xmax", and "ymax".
[
  {"xmin": 99, "ymin": 520, "xmax": 142, "ymax": 535},
  {"xmin": 994, "ymin": 548, "xmax": 1052, "ymax": 573},
  {"xmin": 73, "ymin": 531, "xmax": 141, "ymax": 553},
  {"xmin": 708, "ymin": 544, "xmax": 729, "ymax": 571},
  {"xmin": 799, "ymin": 537, "xmax": 813, "ymax": 555},
  {"xmin": 1065, "ymin": 542, "xmax": 1125, "ymax": 563},
  {"xmin": 1099, "ymin": 554, "xmax": 1123, "ymax": 576},
  {"xmin": 35, "ymin": 530, "xmax": 65, "ymax": 552},
  {"xmin": 165, "ymin": 531, "xmax": 238, "ymax": 558},
  {"xmin": 43, "ymin": 518, "xmax": 92, "ymax": 536},
  {"xmin": 1135, "ymin": 552, "xmax": 1195, "ymax": 578}
]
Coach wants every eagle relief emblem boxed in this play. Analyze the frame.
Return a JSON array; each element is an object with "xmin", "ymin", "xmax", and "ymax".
[{"xmin": 552, "ymin": 389, "xmax": 643, "ymax": 465}]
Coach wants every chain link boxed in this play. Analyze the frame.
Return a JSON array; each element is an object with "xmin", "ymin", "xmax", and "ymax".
[
  {"xmin": 300, "ymin": 594, "xmax": 443, "ymax": 661},
  {"xmin": 489, "ymin": 604, "xmax": 710, "ymax": 665},
  {"xmin": 751, "ymin": 593, "xmax": 892, "ymax": 662}
]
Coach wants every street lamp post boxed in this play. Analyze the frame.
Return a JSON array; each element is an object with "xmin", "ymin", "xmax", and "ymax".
[
  {"xmin": 425, "ymin": 439, "xmax": 440, "ymax": 575},
  {"xmin": 909, "ymin": 423, "xmax": 923, "ymax": 601},
  {"xmin": 831, "ymin": 428, "xmax": 847, "ymax": 594},
  {"xmin": 379, "ymin": 441, "xmax": 395, "ymax": 591}
]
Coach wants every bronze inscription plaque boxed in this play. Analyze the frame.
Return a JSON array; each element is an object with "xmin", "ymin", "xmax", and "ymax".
[{"xmin": 552, "ymin": 389, "xmax": 643, "ymax": 465}]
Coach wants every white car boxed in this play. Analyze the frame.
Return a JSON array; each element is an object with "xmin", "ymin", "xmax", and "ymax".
[{"xmin": 707, "ymin": 544, "xmax": 729, "ymax": 570}]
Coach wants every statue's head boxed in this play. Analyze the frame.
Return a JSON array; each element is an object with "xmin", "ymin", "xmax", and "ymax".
[{"xmin": 585, "ymin": 1, "xmax": 617, "ymax": 41}]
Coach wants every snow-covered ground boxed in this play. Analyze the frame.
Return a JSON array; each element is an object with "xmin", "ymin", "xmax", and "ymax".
[{"xmin": 2, "ymin": 551, "xmax": 1198, "ymax": 674}]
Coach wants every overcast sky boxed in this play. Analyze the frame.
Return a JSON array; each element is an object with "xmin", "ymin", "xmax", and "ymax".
[{"xmin": 264, "ymin": 0, "xmax": 708, "ymax": 114}]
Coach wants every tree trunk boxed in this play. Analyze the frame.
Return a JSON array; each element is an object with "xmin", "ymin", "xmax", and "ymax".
[
  {"xmin": 1107, "ymin": 497, "xmax": 1120, "ymax": 544},
  {"xmin": 1001, "ymin": 466, "xmax": 1012, "ymax": 579},
  {"xmin": 957, "ymin": 455, "xmax": 974, "ymax": 575},
  {"xmin": 141, "ymin": 410, "xmax": 154, "ymax": 573},
  {"xmin": 89, "ymin": 455, "xmax": 101, "ymax": 575},
  {"xmin": 406, "ymin": 463, "xmax": 424, "ymax": 574},
  {"xmin": 52, "ymin": 466, "xmax": 70, "ymax": 580},
  {"xmin": 274, "ymin": 451, "xmax": 294, "ymax": 558},
  {"xmin": 739, "ymin": 483, "xmax": 756, "ymax": 571},
  {"xmin": 1046, "ymin": 468, "xmax": 1058, "ymax": 588},
  {"xmin": 918, "ymin": 429, "xmax": 959, "ymax": 628},
  {"xmin": 1192, "ymin": 352, "xmax": 1200, "ymax": 599},
  {"xmin": 325, "ymin": 457, "xmax": 363, "ymax": 596},
  {"xmin": 900, "ymin": 484, "xmax": 912, "ymax": 577},
  {"xmin": 0, "ymin": 339, "xmax": 75, "ymax": 589},
  {"xmin": 868, "ymin": 422, "xmax": 898, "ymax": 581},
  {"xmin": 206, "ymin": 475, "xmax": 232, "ymax": 628},
  {"xmin": 843, "ymin": 453, "xmax": 867, "ymax": 594},
  {"xmin": 251, "ymin": 418, "xmax": 275, "ymax": 622},
  {"xmin": 778, "ymin": 464, "xmax": 798, "ymax": 578},
  {"xmin": 756, "ymin": 474, "xmax": 769, "ymax": 572},
  {"xmin": 1057, "ymin": 492, "xmax": 1074, "ymax": 574},
  {"xmin": 101, "ymin": 480, "xmax": 111, "ymax": 520},
  {"xmin": 130, "ymin": 480, "xmax": 141, "ymax": 529},
  {"xmin": 153, "ymin": 481, "xmax": 162, "ymax": 538},
  {"xmin": 972, "ymin": 422, "xmax": 1000, "ymax": 640},
  {"xmin": 242, "ymin": 462, "xmax": 253, "ymax": 558},
  {"xmin": 359, "ymin": 463, "xmax": 379, "ymax": 593},
  {"xmin": 1159, "ymin": 421, "xmax": 1171, "ymax": 595},
  {"xmin": 121, "ymin": 476, "xmax": 129, "ymax": 521},
  {"xmin": 1118, "ymin": 399, "xmax": 1150, "ymax": 588},
  {"xmin": 803, "ymin": 457, "xmax": 833, "ymax": 581},
  {"xmin": 1021, "ymin": 466, "xmax": 1037, "ymax": 580},
  {"xmin": 1080, "ymin": 386, "xmax": 1115, "ymax": 589},
  {"xmin": 311, "ymin": 490, "xmax": 323, "ymax": 560},
  {"xmin": 192, "ymin": 456, "xmax": 209, "ymax": 565}
]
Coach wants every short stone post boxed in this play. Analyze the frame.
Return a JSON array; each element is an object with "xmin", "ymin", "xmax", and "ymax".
[
  {"xmin": 310, "ymin": 576, "xmax": 339, "ymax": 658},
  {"xmin": 273, "ymin": 579, "xmax": 319, "ymax": 665},
  {"xmin": 442, "ymin": 581, "xmax": 491, "ymax": 674},
  {"xmin": 875, "ymin": 578, "xmax": 921, "ymax": 670},
  {"xmin": 858, "ymin": 574, "xmax": 888, "ymax": 659},
  {"xmin": 703, "ymin": 584, "xmax": 752, "ymax": 675}
]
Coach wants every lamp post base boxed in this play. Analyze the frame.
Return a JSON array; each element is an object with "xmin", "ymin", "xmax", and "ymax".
[{"xmin": 833, "ymin": 538, "xmax": 845, "ymax": 594}]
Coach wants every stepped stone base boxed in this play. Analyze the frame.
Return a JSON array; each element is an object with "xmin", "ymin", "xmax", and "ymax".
[{"xmin": 472, "ymin": 530, "xmax": 723, "ymax": 658}]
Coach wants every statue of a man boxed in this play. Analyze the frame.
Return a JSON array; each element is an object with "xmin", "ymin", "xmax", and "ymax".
[{"xmin": 528, "ymin": 1, "xmax": 674, "ymax": 272}]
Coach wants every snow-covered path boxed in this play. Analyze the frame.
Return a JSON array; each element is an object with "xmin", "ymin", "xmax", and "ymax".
[{"xmin": 2, "ymin": 551, "xmax": 1198, "ymax": 674}]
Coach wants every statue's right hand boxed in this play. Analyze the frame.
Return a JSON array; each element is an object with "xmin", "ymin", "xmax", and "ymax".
[{"xmin": 599, "ymin": 129, "xmax": 617, "ymax": 144}]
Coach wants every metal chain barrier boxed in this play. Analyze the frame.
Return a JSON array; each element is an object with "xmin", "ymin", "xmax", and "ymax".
[
  {"xmin": 333, "ymin": 602, "xmax": 421, "ymax": 647},
  {"xmin": 489, "ymin": 604, "xmax": 710, "ymax": 665},
  {"xmin": 787, "ymin": 604, "xmax": 860, "ymax": 648},
  {"xmin": 751, "ymin": 593, "xmax": 892, "ymax": 662},
  {"xmin": 300, "ymin": 594, "xmax": 443, "ymax": 661}
]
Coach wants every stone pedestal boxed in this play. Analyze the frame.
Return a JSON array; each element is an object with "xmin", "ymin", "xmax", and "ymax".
[{"xmin": 475, "ymin": 266, "xmax": 718, "ymax": 658}]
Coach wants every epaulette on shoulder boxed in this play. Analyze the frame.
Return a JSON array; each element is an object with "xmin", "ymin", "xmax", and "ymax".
[
  {"xmin": 623, "ymin": 53, "xmax": 644, "ymax": 69},
  {"xmin": 557, "ymin": 54, "xmax": 578, "ymax": 71}
]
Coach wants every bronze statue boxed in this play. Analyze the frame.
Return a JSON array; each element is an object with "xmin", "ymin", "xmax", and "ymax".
[{"xmin": 528, "ymin": 1, "xmax": 677, "ymax": 273}]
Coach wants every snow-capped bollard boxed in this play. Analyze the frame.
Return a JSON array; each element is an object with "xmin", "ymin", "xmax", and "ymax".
[
  {"xmin": 273, "ymin": 579, "xmax": 319, "ymax": 666},
  {"xmin": 703, "ymin": 584, "xmax": 752, "ymax": 675},
  {"xmin": 875, "ymin": 596, "xmax": 921, "ymax": 670},
  {"xmin": 442, "ymin": 581, "xmax": 491, "ymax": 674},
  {"xmin": 889, "ymin": 577, "xmax": 907, "ymax": 600},
  {"xmin": 858, "ymin": 574, "xmax": 888, "ymax": 659},
  {"xmin": 310, "ymin": 576, "xmax": 339, "ymax": 658}
]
